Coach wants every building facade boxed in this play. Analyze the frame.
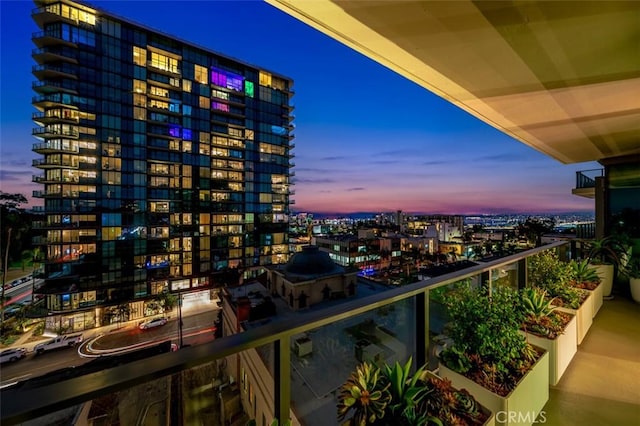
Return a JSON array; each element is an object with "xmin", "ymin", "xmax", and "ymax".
[{"xmin": 31, "ymin": 0, "xmax": 294, "ymax": 331}]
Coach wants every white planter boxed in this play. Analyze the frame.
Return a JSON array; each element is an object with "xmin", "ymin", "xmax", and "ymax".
[
  {"xmin": 439, "ymin": 351, "xmax": 549, "ymax": 426},
  {"xmin": 590, "ymin": 263, "xmax": 614, "ymax": 297},
  {"xmin": 630, "ymin": 277, "xmax": 640, "ymax": 303},
  {"xmin": 555, "ymin": 291, "xmax": 593, "ymax": 345},
  {"xmin": 587, "ymin": 282, "xmax": 603, "ymax": 317},
  {"xmin": 522, "ymin": 314, "xmax": 577, "ymax": 386}
]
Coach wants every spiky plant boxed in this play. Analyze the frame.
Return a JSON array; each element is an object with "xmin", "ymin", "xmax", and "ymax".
[
  {"xmin": 382, "ymin": 357, "xmax": 430, "ymax": 421},
  {"xmin": 337, "ymin": 362, "xmax": 391, "ymax": 426},
  {"xmin": 570, "ymin": 259, "xmax": 600, "ymax": 284},
  {"xmin": 521, "ymin": 287, "xmax": 554, "ymax": 319}
]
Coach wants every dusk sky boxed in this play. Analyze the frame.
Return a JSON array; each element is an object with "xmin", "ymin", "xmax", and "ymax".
[{"xmin": 0, "ymin": 1, "xmax": 598, "ymax": 215}]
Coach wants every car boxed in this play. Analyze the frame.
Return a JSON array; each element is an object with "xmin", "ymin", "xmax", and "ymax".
[
  {"xmin": 139, "ymin": 317, "xmax": 168, "ymax": 330},
  {"xmin": 10, "ymin": 280, "xmax": 21, "ymax": 287},
  {"xmin": 0, "ymin": 347, "xmax": 27, "ymax": 364}
]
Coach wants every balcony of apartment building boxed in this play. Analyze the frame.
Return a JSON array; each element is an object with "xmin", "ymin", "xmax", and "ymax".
[
  {"xmin": 32, "ymin": 2, "xmax": 96, "ymax": 28},
  {"xmin": 32, "ymin": 30, "xmax": 77, "ymax": 49},
  {"xmin": 32, "ymin": 46, "xmax": 78, "ymax": 65},
  {"xmin": 32, "ymin": 79, "xmax": 78, "ymax": 95},
  {"xmin": 32, "ymin": 63, "xmax": 77, "ymax": 81},
  {"xmin": 2, "ymin": 241, "xmax": 638, "ymax": 426},
  {"xmin": 32, "ymin": 109, "xmax": 80, "ymax": 125},
  {"xmin": 572, "ymin": 168, "xmax": 603, "ymax": 199}
]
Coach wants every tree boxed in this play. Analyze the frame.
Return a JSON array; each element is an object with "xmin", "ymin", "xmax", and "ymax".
[
  {"xmin": 0, "ymin": 192, "xmax": 32, "ymax": 268},
  {"xmin": 154, "ymin": 292, "xmax": 178, "ymax": 313},
  {"xmin": 517, "ymin": 217, "xmax": 555, "ymax": 247}
]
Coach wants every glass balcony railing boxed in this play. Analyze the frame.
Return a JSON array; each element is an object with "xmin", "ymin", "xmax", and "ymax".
[{"xmin": 0, "ymin": 242, "xmax": 568, "ymax": 425}]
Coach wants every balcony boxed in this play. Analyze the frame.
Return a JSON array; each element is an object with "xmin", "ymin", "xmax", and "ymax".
[
  {"xmin": 3, "ymin": 241, "xmax": 637, "ymax": 426},
  {"xmin": 32, "ymin": 158, "xmax": 79, "ymax": 170},
  {"xmin": 32, "ymin": 111, "xmax": 78, "ymax": 126},
  {"xmin": 32, "ymin": 47, "xmax": 78, "ymax": 65},
  {"xmin": 32, "ymin": 127, "xmax": 79, "ymax": 139},
  {"xmin": 32, "ymin": 30, "xmax": 77, "ymax": 49},
  {"xmin": 572, "ymin": 168, "xmax": 603, "ymax": 199},
  {"xmin": 31, "ymin": 235, "xmax": 48, "ymax": 245},
  {"xmin": 32, "ymin": 64, "xmax": 77, "ymax": 80},
  {"xmin": 32, "ymin": 94, "xmax": 79, "ymax": 110},
  {"xmin": 147, "ymin": 61, "xmax": 181, "ymax": 77},
  {"xmin": 32, "ymin": 80, "xmax": 77, "ymax": 95}
]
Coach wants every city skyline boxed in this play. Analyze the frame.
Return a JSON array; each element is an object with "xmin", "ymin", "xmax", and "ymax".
[{"xmin": 1, "ymin": 0, "xmax": 598, "ymax": 215}]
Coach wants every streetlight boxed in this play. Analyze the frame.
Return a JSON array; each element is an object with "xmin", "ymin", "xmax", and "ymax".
[{"xmin": 177, "ymin": 293, "xmax": 183, "ymax": 348}]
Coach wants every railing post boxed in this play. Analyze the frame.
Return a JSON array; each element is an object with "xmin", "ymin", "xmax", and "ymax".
[
  {"xmin": 415, "ymin": 291, "xmax": 428, "ymax": 368},
  {"xmin": 517, "ymin": 258, "xmax": 527, "ymax": 289},
  {"xmin": 274, "ymin": 336, "xmax": 290, "ymax": 425}
]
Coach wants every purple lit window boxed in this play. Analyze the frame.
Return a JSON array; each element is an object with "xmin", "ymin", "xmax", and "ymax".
[
  {"xmin": 211, "ymin": 69, "xmax": 227, "ymax": 87},
  {"xmin": 211, "ymin": 66, "xmax": 244, "ymax": 92},
  {"xmin": 212, "ymin": 102, "xmax": 230, "ymax": 112},
  {"xmin": 183, "ymin": 129, "xmax": 192, "ymax": 140},
  {"xmin": 169, "ymin": 125, "xmax": 181, "ymax": 138}
]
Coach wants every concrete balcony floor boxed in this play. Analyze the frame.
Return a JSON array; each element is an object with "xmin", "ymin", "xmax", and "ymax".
[{"xmin": 537, "ymin": 296, "xmax": 640, "ymax": 425}]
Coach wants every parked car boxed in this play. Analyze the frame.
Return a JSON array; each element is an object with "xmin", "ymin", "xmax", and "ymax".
[
  {"xmin": 0, "ymin": 347, "xmax": 27, "ymax": 364},
  {"xmin": 139, "ymin": 317, "xmax": 168, "ymax": 330}
]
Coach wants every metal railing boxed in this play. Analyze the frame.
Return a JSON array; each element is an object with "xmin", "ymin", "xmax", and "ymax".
[
  {"xmin": 575, "ymin": 168, "xmax": 603, "ymax": 189},
  {"xmin": 0, "ymin": 242, "xmax": 568, "ymax": 425}
]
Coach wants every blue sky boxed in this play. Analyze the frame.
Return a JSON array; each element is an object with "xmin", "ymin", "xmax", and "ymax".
[{"xmin": 0, "ymin": 0, "xmax": 597, "ymax": 214}]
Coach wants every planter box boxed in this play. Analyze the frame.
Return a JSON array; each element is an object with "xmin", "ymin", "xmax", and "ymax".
[
  {"xmin": 425, "ymin": 371, "xmax": 496, "ymax": 426},
  {"xmin": 590, "ymin": 263, "xmax": 614, "ymax": 298},
  {"xmin": 587, "ymin": 281, "xmax": 603, "ymax": 317},
  {"xmin": 522, "ymin": 314, "xmax": 577, "ymax": 386},
  {"xmin": 555, "ymin": 291, "xmax": 593, "ymax": 345},
  {"xmin": 439, "ymin": 351, "xmax": 549, "ymax": 426}
]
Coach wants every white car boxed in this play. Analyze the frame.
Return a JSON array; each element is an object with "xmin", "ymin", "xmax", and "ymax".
[
  {"xmin": 0, "ymin": 347, "xmax": 27, "ymax": 364},
  {"xmin": 139, "ymin": 317, "xmax": 168, "ymax": 330}
]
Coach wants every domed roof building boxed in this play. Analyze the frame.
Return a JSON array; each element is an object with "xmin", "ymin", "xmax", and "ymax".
[{"xmin": 268, "ymin": 246, "xmax": 358, "ymax": 311}]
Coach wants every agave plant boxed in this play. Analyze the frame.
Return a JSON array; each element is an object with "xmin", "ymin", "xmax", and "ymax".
[
  {"xmin": 382, "ymin": 357, "xmax": 430, "ymax": 421},
  {"xmin": 570, "ymin": 259, "xmax": 600, "ymax": 284},
  {"xmin": 337, "ymin": 362, "xmax": 391, "ymax": 426},
  {"xmin": 521, "ymin": 287, "xmax": 554, "ymax": 319}
]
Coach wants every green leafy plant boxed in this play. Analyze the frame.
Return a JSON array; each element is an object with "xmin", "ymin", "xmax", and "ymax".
[
  {"xmin": 569, "ymin": 259, "xmax": 600, "ymax": 289},
  {"xmin": 439, "ymin": 282, "xmax": 537, "ymax": 396},
  {"xmin": 624, "ymin": 256, "xmax": 640, "ymax": 279},
  {"xmin": 528, "ymin": 251, "xmax": 584, "ymax": 308},
  {"xmin": 585, "ymin": 236, "xmax": 626, "ymax": 267},
  {"xmin": 337, "ymin": 362, "xmax": 391, "ymax": 426}
]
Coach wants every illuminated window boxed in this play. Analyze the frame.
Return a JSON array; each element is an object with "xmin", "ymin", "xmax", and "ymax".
[
  {"xmin": 149, "ymin": 86, "xmax": 169, "ymax": 97},
  {"xmin": 259, "ymin": 71, "xmax": 272, "ymax": 87},
  {"xmin": 133, "ymin": 46, "xmax": 146, "ymax": 66},
  {"xmin": 182, "ymin": 79, "xmax": 192, "ymax": 92},
  {"xmin": 150, "ymin": 52, "xmax": 179, "ymax": 74},
  {"xmin": 194, "ymin": 64, "xmax": 208, "ymax": 84},
  {"xmin": 133, "ymin": 79, "xmax": 146, "ymax": 94},
  {"xmin": 212, "ymin": 90, "xmax": 229, "ymax": 100},
  {"xmin": 245, "ymin": 81, "xmax": 254, "ymax": 97},
  {"xmin": 212, "ymin": 102, "xmax": 229, "ymax": 112},
  {"xmin": 199, "ymin": 96, "xmax": 209, "ymax": 108},
  {"xmin": 211, "ymin": 67, "xmax": 244, "ymax": 91}
]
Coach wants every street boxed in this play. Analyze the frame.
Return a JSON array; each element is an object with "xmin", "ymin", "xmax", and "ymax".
[{"xmin": 0, "ymin": 309, "xmax": 218, "ymax": 389}]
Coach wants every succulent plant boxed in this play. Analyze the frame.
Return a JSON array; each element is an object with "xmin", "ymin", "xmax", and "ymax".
[
  {"xmin": 521, "ymin": 287, "xmax": 554, "ymax": 319},
  {"xmin": 570, "ymin": 259, "xmax": 600, "ymax": 284},
  {"xmin": 337, "ymin": 362, "xmax": 391, "ymax": 426}
]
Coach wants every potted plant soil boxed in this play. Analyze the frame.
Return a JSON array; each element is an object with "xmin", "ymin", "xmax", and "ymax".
[{"xmin": 437, "ymin": 283, "xmax": 549, "ymax": 426}]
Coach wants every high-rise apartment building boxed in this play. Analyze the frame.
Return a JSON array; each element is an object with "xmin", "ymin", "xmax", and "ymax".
[{"xmin": 31, "ymin": 0, "xmax": 294, "ymax": 331}]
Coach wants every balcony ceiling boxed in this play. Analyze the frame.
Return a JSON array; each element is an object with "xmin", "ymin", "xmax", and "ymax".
[{"xmin": 266, "ymin": 0, "xmax": 640, "ymax": 164}]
